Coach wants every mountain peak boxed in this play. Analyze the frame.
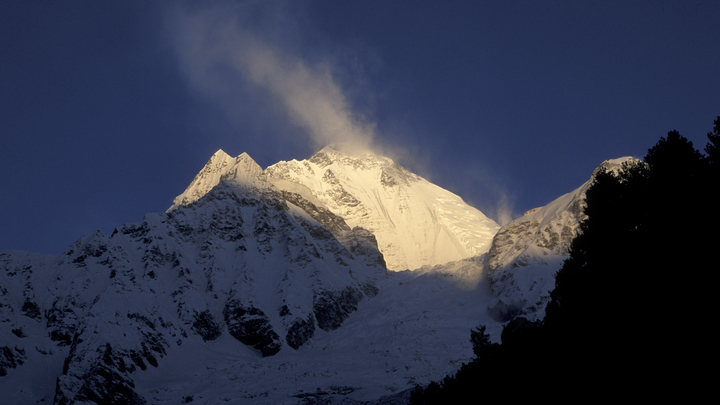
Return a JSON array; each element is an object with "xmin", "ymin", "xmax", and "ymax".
[
  {"xmin": 267, "ymin": 148, "xmax": 500, "ymax": 271},
  {"xmin": 314, "ymin": 143, "xmax": 377, "ymax": 160},
  {"xmin": 226, "ymin": 152, "xmax": 264, "ymax": 183},
  {"xmin": 167, "ymin": 146, "xmax": 500, "ymax": 270},
  {"xmin": 593, "ymin": 156, "xmax": 640, "ymax": 177},
  {"xmin": 167, "ymin": 151, "xmax": 266, "ymax": 211},
  {"xmin": 211, "ymin": 148, "xmax": 231, "ymax": 159}
]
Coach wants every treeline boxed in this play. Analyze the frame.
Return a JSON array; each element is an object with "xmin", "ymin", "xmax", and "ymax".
[{"xmin": 411, "ymin": 117, "xmax": 719, "ymax": 403}]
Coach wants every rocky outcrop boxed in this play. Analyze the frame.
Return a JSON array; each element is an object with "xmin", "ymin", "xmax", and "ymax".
[
  {"xmin": 52, "ymin": 309, "xmax": 170, "ymax": 405},
  {"xmin": 0, "ymin": 346, "xmax": 25, "ymax": 376},
  {"xmin": 54, "ymin": 341, "xmax": 148, "ymax": 405},
  {"xmin": 285, "ymin": 314, "xmax": 316, "ymax": 350},
  {"xmin": 224, "ymin": 301, "xmax": 282, "ymax": 357},
  {"xmin": 191, "ymin": 310, "xmax": 223, "ymax": 342},
  {"xmin": 313, "ymin": 287, "xmax": 366, "ymax": 331}
]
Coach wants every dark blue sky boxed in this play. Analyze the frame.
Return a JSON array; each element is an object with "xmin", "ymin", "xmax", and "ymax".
[{"xmin": 2, "ymin": 0, "xmax": 719, "ymax": 254}]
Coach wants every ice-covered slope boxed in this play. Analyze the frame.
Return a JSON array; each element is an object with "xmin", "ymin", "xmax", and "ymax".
[
  {"xmin": 485, "ymin": 157, "xmax": 638, "ymax": 321},
  {"xmin": 266, "ymin": 145, "xmax": 500, "ymax": 271}
]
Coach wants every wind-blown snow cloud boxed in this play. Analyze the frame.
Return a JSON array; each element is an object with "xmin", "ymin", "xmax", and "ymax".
[
  {"xmin": 494, "ymin": 193, "xmax": 514, "ymax": 226},
  {"xmin": 165, "ymin": 1, "xmax": 375, "ymax": 154}
]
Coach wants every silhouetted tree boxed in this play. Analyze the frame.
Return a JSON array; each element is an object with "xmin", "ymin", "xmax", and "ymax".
[
  {"xmin": 470, "ymin": 325, "xmax": 497, "ymax": 359},
  {"xmin": 704, "ymin": 116, "xmax": 720, "ymax": 167}
]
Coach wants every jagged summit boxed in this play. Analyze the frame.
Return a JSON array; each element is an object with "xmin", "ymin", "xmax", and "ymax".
[
  {"xmin": 168, "ymin": 150, "xmax": 266, "ymax": 211},
  {"xmin": 166, "ymin": 146, "xmax": 499, "ymax": 271},
  {"xmin": 212, "ymin": 148, "xmax": 231, "ymax": 159}
]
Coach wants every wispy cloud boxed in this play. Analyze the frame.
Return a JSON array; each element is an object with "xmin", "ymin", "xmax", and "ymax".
[{"xmin": 165, "ymin": 1, "xmax": 375, "ymax": 154}]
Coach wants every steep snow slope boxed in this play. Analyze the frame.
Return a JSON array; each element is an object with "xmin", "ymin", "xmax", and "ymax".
[
  {"xmin": 266, "ymin": 145, "xmax": 500, "ymax": 271},
  {"xmin": 0, "ymin": 252, "xmax": 499, "ymax": 405},
  {"xmin": 485, "ymin": 157, "xmax": 638, "ymax": 321},
  {"xmin": 129, "ymin": 265, "xmax": 500, "ymax": 404}
]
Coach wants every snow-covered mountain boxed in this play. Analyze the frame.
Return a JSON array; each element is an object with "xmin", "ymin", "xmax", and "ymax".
[
  {"xmin": 265, "ymin": 145, "xmax": 500, "ymax": 271},
  {"xmin": 0, "ymin": 147, "xmax": 503, "ymax": 404},
  {"xmin": 169, "ymin": 145, "xmax": 499, "ymax": 271},
  {"xmin": 485, "ymin": 157, "xmax": 638, "ymax": 321},
  {"xmin": 0, "ymin": 143, "xmax": 636, "ymax": 404},
  {"xmin": 0, "ymin": 151, "xmax": 389, "ymax": 404}
]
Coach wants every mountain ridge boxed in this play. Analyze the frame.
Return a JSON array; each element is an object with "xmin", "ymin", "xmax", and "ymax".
[
  {"xmin": 167, "ymin": 145, "xmax": 500, "ymax": 271},
  {"xmin": 485, "ymin": 156, "xmax": 638, "ymax": 321}
]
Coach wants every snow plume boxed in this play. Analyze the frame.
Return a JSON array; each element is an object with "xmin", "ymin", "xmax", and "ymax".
[
  {"xmin": 165, "ymin": 1, "xmax": 375, "ymax": 155},
  {"xmin": 494, "ymin": 193, "xmax": 514, "ymax": 226},
  {"xmin": 447, "ymin": 165, "xmax": 517, "ymax": 226}
]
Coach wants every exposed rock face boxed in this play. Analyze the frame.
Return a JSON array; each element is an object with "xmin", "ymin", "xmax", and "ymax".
[
  {"xmin": 285, "ymin": 314, "xmax": 316, "ymax": 350},
  {"xmin": 0, "ymin": 346, "xmax": 25, "ymax": 376},
  {"xmin": 224, "ymin": 301, "xmax": 282, "ymax": 357},
  {"xmin": 277, "ymin": 188, "xmax": 387, "ymax": 269},
  {"xmin": 54, "ymin": 341, "xmax": 152, "ymax": 405},
  {"xmin": 313, "ymin": 287, "xmax": 366, "ymax": 331},
  {"xmin": 191, "ymin": 310, "xmax": 223, "ymax": 342},
  {"xmin": 21, "ymin": 300, "xmax": 42, "ymax": 321},
  {"xmin": 485, "ymin": 157, "xmax": 638, "ymax": 321}
]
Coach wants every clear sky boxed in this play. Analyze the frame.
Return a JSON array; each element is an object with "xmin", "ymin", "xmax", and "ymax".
[{"xmin": 2, "ymin": 0, "xmax": 719, "ymax": 255}]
